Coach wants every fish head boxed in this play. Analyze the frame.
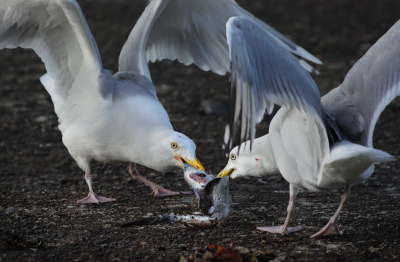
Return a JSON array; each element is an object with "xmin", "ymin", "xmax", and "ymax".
[{"xmin": 183, "ymin": 163, "xmax": 213, "ymax": 199}]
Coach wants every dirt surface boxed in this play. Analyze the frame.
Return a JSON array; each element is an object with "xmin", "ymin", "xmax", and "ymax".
[{"xmin": 1, "ymin": 0, "xmax": 400, "ymax": 261}]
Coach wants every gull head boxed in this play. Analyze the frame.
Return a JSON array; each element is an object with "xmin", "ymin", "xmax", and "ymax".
[
  {"xmin": 217, "ymin": 143, "xmax": 265, "ymax": 180},
  {"xmin": 154, "ymin": 131, "xmax": 204, "ymax": 172}
]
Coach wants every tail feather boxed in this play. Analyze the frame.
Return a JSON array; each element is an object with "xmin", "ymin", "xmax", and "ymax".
[{"xmin": 319, "ymin": 141, "xmax": 396, "ymax": 188}]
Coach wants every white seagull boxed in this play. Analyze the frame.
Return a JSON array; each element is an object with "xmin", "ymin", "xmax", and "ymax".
[
  {"xmin": 217, "ymin": 17, "xmax": 399, "ymax": 237},
  {"xmin": 0, "ymin": 0, "xmax": 205, "ymax": 204},
  {"xmin": 0, "ymin": 0, "xmax": 320, "ymax": 204}
]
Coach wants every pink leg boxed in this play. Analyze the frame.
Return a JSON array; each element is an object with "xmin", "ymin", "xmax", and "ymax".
[
  {"xmin": 311, "ymin": 185, "xmax": 350, "ymax": 238},
  {"xmin": 129, "ymin": 163, "xmax": 192, "ymax": 197},
  {"xmin": 257, "ymin": 185, "xmax": 303, "ymax": 235},
  {"xmin": 77, "ymin": 169, "xmax": 117, "ymax": 205}
]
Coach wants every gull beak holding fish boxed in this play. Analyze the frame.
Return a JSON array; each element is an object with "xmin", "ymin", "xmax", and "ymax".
[
  {"xmin": 175, "ymin": 156, "xmax": 205, "ymax": 172},
  {"xmin": 216, "ymin": 168, "xmax": 235, "ymax": 179},
  {"xmin": 117, "ymin": 164, "xmax": 231, "ymax": 229}
]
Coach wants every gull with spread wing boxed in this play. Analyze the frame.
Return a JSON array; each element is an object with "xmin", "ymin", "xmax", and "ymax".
[
  {"xmin": 0, "ymin": 0, "xmax": 205, "ymax": 203},
  {"xmin": 217, "ymin": 17, "xmax": 399, "ymax": 237},
  {"xmin": 0, "ymin": 0, "xmax": 320, "ymax": 204}
]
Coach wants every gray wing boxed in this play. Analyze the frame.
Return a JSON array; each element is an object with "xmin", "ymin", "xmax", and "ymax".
[
  {"xmin": 225, "ymin": 17, "xmax": 325, "ymax": 149},
  {"xmin": 0, "ymin": 0, "xmax": 105, "ymax": 99},
  {"xmin": 335, "ymin": 19, "xmax": 400, "ymax": 147},
  {"xmin": 118, "ymin": 0, "xmax": 322, "ymax": 81}
]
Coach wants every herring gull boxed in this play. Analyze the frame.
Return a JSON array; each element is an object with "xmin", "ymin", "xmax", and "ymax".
[
  {"xmin": 217, "ymin": 17, "xmax": 399, "ymax": 237},
  {"xmin": 0, "ymin": 0, "xmax": 204, "ymax": 203}
]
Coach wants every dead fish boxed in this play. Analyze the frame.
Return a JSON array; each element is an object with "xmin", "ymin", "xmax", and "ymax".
[{"xmin": 116, "ymin": 164, "xmax": 230, "ymax": 228}]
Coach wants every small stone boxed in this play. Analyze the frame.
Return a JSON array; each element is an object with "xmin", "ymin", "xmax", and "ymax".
[
  {"xmin": 272, "ymin": 255, "xmax": 287, "ymax": 262},
  {"xmin": 34, "ymin": 115, "xmax": 49, "ymax": 122},
  {"xmin": 236, "ymin": 246, "xmax": 250, "ymax": 254},
  {"xmin": 178, "ymin": 256, "xmax": 188, "ymax": 262},
  {"xmin": 202, "ymin": 251, "xmax": 213, "ymax": 261},
  {"xmin": 327, "ymin": 244, "xmax": 340, "ymax": 250},
  {"xmin": 6, "ymin": 207, "xmax": 15, "ymax": 214}
]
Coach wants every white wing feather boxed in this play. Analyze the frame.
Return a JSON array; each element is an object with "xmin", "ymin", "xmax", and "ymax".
[
  {"xmin": 119, "ymin": 0, "xmax": 322, "ymax": 81},
  {"xmin": 0, "ymin": 0, "xmax": 104, "ymax": 100}
]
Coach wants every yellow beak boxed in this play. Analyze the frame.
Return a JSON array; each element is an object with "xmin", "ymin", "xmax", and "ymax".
[
  {"xmin": 216, "ymin": 168, "xmax": 232, "ymax": 178},
  {"xmin": 182, "ymin": 157, "xmax": 205, "ymax": 172}
]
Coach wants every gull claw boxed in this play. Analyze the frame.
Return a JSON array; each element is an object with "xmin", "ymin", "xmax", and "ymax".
[
  {"xmin": 150, "ymin": 186, "xmax": 192, "ymax": 197},
  {"xmin": 77, "ymin": 191, "xmax": 117, "ymax": 205},
  {"xmin": 179, "ymin": 191, "xmax": 194, "ymax": 195},
  {"xmin": 311, "ymin": 221, "xmax": 342, "ymax": 238},
  {"xmin": 257, "ymin": 226, "xmax": 303, "ymax": 235}
]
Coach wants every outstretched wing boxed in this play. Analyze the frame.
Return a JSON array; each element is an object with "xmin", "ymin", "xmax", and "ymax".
[
  {"xmin": 333, "ymin": 20, "xmax": 400, "ymax": 148},
  {"xmin": 225, "ymin": 17, "xmax": 325, "ymax": 149},
  {"xmin": 0, "ymin": 0, "xmax": 106, "ymax": 100},
  {"xmin": 118, "ymin": 0, "xmax": 322, "ymax": 81}
]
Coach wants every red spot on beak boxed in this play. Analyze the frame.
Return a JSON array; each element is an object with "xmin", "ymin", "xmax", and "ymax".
[{"xmin": 255, "ymin": 158, "xmax": 260, "ymax": 161}]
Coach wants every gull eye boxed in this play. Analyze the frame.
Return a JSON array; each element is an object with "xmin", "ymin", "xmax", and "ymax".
[
  {"xmin": 230, "ymin": 154, "xmax": 237, "ymax": 161},
  {"xmin": 171, "ymin": 142, "xmax": 179, "ymax": 149}
]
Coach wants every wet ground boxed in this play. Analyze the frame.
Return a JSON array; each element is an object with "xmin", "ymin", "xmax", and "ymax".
[{"xmin": 1, "ymin": 0, "xmax": 400, "ymax": 261}]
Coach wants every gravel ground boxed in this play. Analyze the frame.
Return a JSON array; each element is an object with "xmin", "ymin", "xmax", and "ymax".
[{"xmin": 1, "ymin": 0, "xmax": 400, "ymax": 261}]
